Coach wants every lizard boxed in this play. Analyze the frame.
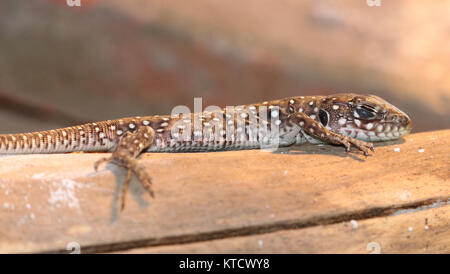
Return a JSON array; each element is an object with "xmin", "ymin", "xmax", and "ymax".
[{"xmin": 0, "ymin": 93, "xmax": 412, "ymax": 210}]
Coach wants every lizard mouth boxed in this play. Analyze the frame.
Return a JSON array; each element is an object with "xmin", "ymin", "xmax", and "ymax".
[{"xmin": 338, "ymin": 121, "xmax": 412, "ymax": 142}]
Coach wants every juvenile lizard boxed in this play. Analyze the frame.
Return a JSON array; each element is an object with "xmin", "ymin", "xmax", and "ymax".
[{"xmin": 0, "ymin": 94, "xmax": 412, "ymax": 210}]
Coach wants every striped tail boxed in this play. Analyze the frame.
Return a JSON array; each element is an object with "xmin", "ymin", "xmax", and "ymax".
[{"xmin": 0, "ymin": 122, "xmax": 117, "ymax": 154}]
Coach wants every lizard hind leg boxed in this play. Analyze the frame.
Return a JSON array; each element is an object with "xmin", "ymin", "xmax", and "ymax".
[{"xmin": 93, "ymin": 125, "xmax": 156, "ymax": 210}]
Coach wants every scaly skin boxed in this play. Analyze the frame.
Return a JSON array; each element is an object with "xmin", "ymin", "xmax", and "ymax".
[{"xmin": 0, "ymin": 94, "xmax": 412, "ymax": 210}]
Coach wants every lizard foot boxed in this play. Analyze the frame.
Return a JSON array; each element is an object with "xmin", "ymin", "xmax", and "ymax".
[
  {"xmin": 94, "ymin": 155, "xmax": 154, "ymax": 211},
  {"xmin": 332, "ymin": 135, "xmax": 374, "ymax": 156}
]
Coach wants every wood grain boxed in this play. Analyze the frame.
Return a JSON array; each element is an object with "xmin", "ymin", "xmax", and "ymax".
[
  {"xmin": 123, "ymin": 204, "xmax": 450, "ymax": 254},
  {"xmin": 0, "ymin": 130, "xmax": 448, "ymax": 253}
]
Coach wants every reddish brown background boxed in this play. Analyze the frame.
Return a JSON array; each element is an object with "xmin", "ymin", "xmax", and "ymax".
[{"xmin": 0, "ymin": 0, "xmax": 449, "ymax": 133}]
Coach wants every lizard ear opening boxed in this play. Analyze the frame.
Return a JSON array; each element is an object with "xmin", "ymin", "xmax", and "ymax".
[{"xmin": 318, "ymin": 109, "xmax": 329, "ymax": 126}]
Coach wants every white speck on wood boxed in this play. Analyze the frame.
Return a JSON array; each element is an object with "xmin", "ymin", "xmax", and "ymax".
[
  {"xmin": 399, "ymin": 190, "xmax": 412, "ymax": 201},
  {"xmin": 258, "ymin": 240, "xmax": 264, "ymax": 248},
  {"xmin": 32, "ymin": 172, "xmax": 47, "ymax": 180}
]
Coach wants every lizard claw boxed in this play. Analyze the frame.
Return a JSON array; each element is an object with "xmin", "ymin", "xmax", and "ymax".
[
  {"xmin": 94, "ymin": 157, "xmax": 111, "ymax": 172},
  {"xmin": 347, "ymin": 139, "xmax": 374, "ymax": 156}
]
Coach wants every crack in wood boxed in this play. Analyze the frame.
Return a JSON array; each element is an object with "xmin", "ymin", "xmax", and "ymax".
[{"xmin": 45, "ymin": 195, "xmax": 450, "ymax": 254}]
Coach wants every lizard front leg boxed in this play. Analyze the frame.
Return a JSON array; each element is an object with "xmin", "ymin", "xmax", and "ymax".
[
  {"xmin": 94, "ymin": 126, "xmax": 155, "ymax": 210},
  {"xmin": 288, "ymin": 112, "xmax": 375, "ymax": 155}
]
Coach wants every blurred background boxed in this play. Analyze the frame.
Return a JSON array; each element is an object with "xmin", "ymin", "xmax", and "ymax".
[{"xmin": 0, "ymin": 0, "xmax": 449, "ymax": 134}]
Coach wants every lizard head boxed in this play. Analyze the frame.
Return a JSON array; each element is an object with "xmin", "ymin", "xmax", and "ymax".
[{"xmin": 319, "ymin": 93, "xmax": 412, "ymax": 141}]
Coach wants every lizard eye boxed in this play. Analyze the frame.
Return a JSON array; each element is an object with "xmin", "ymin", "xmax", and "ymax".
[
  {"xmin": 355, "ymin": 104, "xmax": 377, "ymax": 120},
  {"xmin": 318, "ymin": 109, "xmax": 329, "ymax": 126}
]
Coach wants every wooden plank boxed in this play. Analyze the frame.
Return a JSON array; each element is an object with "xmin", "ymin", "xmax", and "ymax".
[
  {"xmin": 0, "ymin": 130, "xmax": 448, "ymax": 253},
  {"xmin": 122, "ymin": 204, "xmax": 450, "ymax": 254}
]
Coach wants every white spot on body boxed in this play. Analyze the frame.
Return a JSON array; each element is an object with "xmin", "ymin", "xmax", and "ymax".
[
  {"xmin": 418, "ymin": 148, "xmax": 425, "ymax": 153},
  {"xmin": 338, "ymin": 118, "xmax": 347, "ymax": 125},
  {"xmin": 332, "ymin": 105, "xmax": 339, "ymax": 110},
  {"xmin": 143, "ymin": 120, "xmax": 150, "ymax": 126},
  {"xmin": 394, "ymin": 147, "xmax": 400, "ymax": 152},
  {"xmin": 160, "ymin": 122, "xmax": 169, "ymax": 127}
]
